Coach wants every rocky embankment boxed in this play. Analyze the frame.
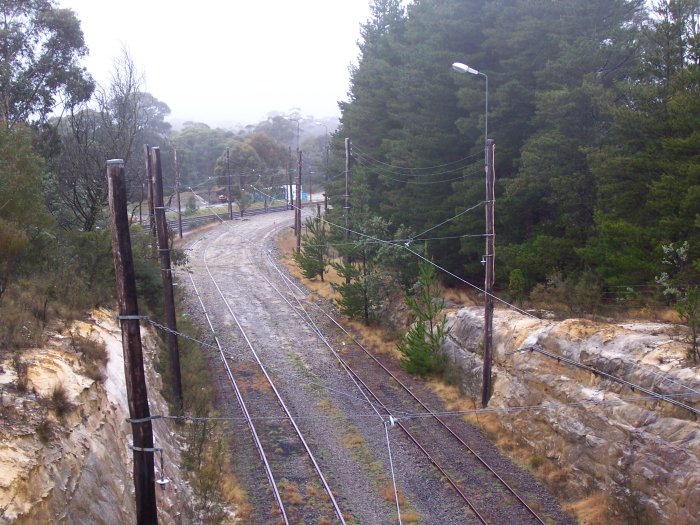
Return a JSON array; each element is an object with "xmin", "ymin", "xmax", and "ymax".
[
  {"xmin": 444, "ymin": 307, "xmax": 700, "ymax": 524},
  {"xmin": 0, "ymin": 310, "xmax": 189, "ymax": 524}
]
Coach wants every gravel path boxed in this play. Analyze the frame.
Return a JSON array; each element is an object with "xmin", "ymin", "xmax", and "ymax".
[{"xmin": 176, "ymin": 210, "xmax": 576, "ymax": 525}]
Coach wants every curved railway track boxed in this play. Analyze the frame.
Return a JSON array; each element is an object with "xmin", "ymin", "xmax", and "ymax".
[
  {"xmin": 186, "ymin": 229, "xmax": 346, "ymax": 525},
  {"xmin": 180, "ymin": 211, "xmax": 576, "ymax": 525}
]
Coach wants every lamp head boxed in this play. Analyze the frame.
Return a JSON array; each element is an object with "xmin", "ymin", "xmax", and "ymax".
[{"xmin": 452, "ymin": 62, "xmax": 479, "ymax": 75}]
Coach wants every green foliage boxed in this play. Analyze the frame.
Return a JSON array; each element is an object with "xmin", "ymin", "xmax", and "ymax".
[
  {"xmin": 530, "ymin": 270, "xmax": 603, "ymax": 316},
  {"xmin": 656, "ymin": 241, "xmax": 700, "ymax": 362},
  {"xmin": 293, "ymin": 216, "xmax": 329, "ymax": 281},
  {"xmin": 0, "ymin": 219, "xmax": 28, "ymax": 301},
  {"xmin": 0, "ymin": 0, "xmax": 94, "ymax": 127},
  {"xmin": 508, "ymin": 269, "xmax": 527, "ymax": 305},
  {"xmin": 397, "ymin": 262, "xmax": 450, "ymax": 377},
  {"xmin": 185, "ymin": 196, "xmax": 197, "ymax": 215},
  {"xmin": 331, "ymin": 260, "xmax": 384, "ymax": 324}
]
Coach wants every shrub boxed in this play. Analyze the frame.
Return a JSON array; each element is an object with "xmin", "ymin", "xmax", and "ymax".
[
  {"xmin": 36, "ymin": 417, "xmax": 53, "ymax": 444},
  {"xmin": 50, "ymin": 384, "xmax": 73, "ymax": 418},
  {"xmin": 71, "ymin": 332, "xmax": 108, "ymax": 382}
]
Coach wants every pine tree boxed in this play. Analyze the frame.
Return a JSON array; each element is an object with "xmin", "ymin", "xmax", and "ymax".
[{"xmin": 397, "ymin": 262, "xmax": 450, "ymax": 376}]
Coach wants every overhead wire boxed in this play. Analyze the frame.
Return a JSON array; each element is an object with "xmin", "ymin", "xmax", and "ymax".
[{"xmin": 350, "ymin": 143, "xmax": 482, "ymax": 173}]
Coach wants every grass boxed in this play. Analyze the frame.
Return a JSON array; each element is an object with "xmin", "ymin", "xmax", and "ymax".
[{"xmin": 70, "ymin": 331, "xmax": 108, "ymax": 383}]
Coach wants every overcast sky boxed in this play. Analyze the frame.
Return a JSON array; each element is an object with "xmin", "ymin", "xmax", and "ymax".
[{"xmin": 58, "ymin": 0, "xmax": 373, "ymax": 128}]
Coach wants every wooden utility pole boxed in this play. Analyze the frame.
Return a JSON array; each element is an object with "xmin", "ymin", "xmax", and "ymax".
[
  {"xmin": 174, "ymin": 149, "xmax": 183, "ymax": 239},
  {"xmin": 139, "ymin": 183, "xmax": 144, "ymax": 225},
  {"xmin": 106, "ymin": 159, "xmax": 158, "ymax": 525},
  {"xmin": 482, "ymin": 139, "xmax": 496, "ymax": 408},
  {"xmin": 145, "ymin": 145, "xmax": 156, "ymax": 239},
  {"xmin": 344, "ymin": 138, "xmax": 351, "ymax": 284},
  {"xmin": 296, "ymin": 149, "xmax": 302, "ymax": 253},
  {"xmin": 150, "ymin": 147, "xmax": 184, "ymax": 413},
  {"xmin": 287, "ymin": 146, "xmax": 293, "ymax": 210},
  {"xmin": 226, "ymin": 147, "xmax": 233, "ymax": 220}
]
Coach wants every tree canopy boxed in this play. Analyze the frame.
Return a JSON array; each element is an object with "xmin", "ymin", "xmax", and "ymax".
[{"xmin": 330, "ymin": 0, "xmax": 699, "ymax": 296}]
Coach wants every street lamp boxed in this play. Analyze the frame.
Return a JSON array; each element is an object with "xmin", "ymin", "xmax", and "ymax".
[
  {"xmin": 452, "ymin": 61, "xmax": 494, "ymax": 409},
  {"xmin": 452, "ymin": 62, "xmax": 487, "ymax": 148}
]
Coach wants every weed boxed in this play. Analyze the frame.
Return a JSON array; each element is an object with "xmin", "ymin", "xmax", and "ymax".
[
  {"xmin": 50, "ymin": 383, "xmax": 73, "ymax": 418},
  {"xmin": 36, "ymin": 416, "xmax": 53, "ymax": 444},
  {"xmin": 528, "ymin": 455, "xmax": 545, "ymax": 470},
  {"xmin": 71, "ymin": 332, "xmax": 108, "ymax": 382}
]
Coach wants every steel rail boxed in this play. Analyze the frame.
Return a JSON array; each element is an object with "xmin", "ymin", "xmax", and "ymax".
[
  {"xmin": 256, "ymin": 252, "xmax": 492, "ymax": 524},
  {"xmin": 185, "ymin": 235, "xmax": 289, "ymax": 524},
  {"xmin": 264, "ymin": 249, "xmax": 547, "ymax": 525},
  {"xmin": 199, "ymin": 229, "xmax": 348, "ymax": 524}
]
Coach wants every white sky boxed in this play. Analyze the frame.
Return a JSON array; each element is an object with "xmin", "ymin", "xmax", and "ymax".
[{"xmin": 58, "ymin": 0, "xmax": 373, "ymax": 128}]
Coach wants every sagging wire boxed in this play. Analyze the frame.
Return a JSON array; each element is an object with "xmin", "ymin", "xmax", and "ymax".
[
  {"xmin": 126, "ymin": 390, "xmax": 700, "ymax": 426},
  {"xmin": 409, "ymin": 201, "xmax": 485, "ymax": 242}
]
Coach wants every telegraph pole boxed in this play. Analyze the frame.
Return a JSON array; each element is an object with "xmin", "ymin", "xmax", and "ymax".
[
  {"xmin": 482, "ymin": 139, "xmax": 496, "ymax": 408},
  {"xmin": 296, "ymin": 149, "xmax": 302, "ymax": 253},
  {"xmin": 174, "ymin": 149, "xmax": 183, "ymax": 239},
  {"xmin": 145, "ymin": 145, "xmax": 156, "ymax": 239},
  {"xmin": 106, "ymin": 159, "xmax": 158, "ymax": 525},
  {"xmin": 151, "ymin": 147, "xmax": 184, "ymax": 413},
  {"xmin": 226, "ymin": 147, "xmax": 233, "ymax": 220},
  {"xmin": 287, "ymin": 146, "xmax": 293, "ymax": 211},
  {"xmin": 344, "ymin": 138, "xmax": 351, "ymax": 284}
]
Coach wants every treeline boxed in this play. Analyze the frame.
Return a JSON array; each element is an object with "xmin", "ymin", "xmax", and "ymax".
[
  {"xmin": 0, "ymin": 1, "xmax": 335, "ymax": 350},
  {"xmin": 326, "ymin": 0, "xmax": 700, "ymax": 308}
]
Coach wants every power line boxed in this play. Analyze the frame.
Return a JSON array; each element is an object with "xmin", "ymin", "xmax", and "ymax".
[
  {"xmin": 409, "ymin": 201, "xmax": 485, "ymax": 241},
  {"xmin": 351, "ymin": 143, "xmax": 482, "ymax": 174},
  {"xmin": 127, "ymin": 391, "xmax": 700, "ymax": 425}
]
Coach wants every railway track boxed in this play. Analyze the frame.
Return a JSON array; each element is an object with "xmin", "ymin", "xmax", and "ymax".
[
  {"xmin": 259, "ymin": 250, "xmax": 572, "ymax": 525},
  {"xmin": 180, "ymin": 213, "xmax": 576, "ymax": 524},
  {"xmin": 185, "ymin": 228, "xmax": 347, "ymax": 525}
]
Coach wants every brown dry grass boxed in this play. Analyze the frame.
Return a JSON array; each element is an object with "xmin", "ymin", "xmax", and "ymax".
[
  {"xmin": 443, "ymin": 287, "xmax": 478, "ymax": 307},
  {"xmin": 280, "ymin": 480, "xmax": 304, "ymax": 505},
  {"xmin": 564, "ymin": 493, "xmax": 617, "ymax": 525},
  {"xmin": 379, "ymin": 482, "xmax": 406, "ymax": 506}
]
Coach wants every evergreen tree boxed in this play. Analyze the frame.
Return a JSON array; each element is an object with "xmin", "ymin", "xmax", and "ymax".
[
  {"xmin": 397, "ymin": 261, "xmax": 450, "ymax": 376},
  {"xmin": 293, "ymin": 216, "xmax": 329, "ymax": 281}
]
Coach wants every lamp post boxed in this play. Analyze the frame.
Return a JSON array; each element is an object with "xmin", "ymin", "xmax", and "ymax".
[
  {"xmin": 452, "ymin": 62, "xmax": 487, "ymax": 151},
  {"xmin": 452, "ymin": 61, "xmax": 495, "ymax": 408},
  {"xmin": 226, "ymin": 147, "xmax": 232, "ymax": 220}
]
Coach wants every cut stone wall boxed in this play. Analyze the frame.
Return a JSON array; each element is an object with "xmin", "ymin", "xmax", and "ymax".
[{"xmin": 443, "ymin": 307, "xmax": 700, "ymax": 524}]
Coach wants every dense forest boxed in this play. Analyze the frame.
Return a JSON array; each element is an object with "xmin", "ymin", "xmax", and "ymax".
[{"xmin": 325, "ymin": 0, "xmax": 700, "ymax": 312}]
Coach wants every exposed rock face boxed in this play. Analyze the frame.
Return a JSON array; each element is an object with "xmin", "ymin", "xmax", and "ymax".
[
  {"xmin": 0, "ymin": 311, "xmax": 189, "ymax": 524},
  {"xmin": 443, "ymin": 307, "xmax": 700, "ymax": 524}
]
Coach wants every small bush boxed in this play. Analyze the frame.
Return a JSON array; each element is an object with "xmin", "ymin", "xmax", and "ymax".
[
  {"xmin": 71, "ymin": 332, "xmax": 108, "ymax": 382},
  {"xmin": 36, "ymin": 417, "xmax": 53, "ymax": 444},
  {"xmin": 50, "ymin": 384, "xmax": 73, "ymax": 418},
  {"xmin": 528, "ymin": 455, "xmax": 545, "ymax": 470}
]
